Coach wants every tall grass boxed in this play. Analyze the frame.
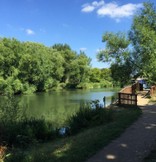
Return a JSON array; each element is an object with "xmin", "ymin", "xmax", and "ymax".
[
  {"xmin": 0, "ymin": 96, "xmax": 56, "ymax": 147},
  {"xmin": 6, "ymin": 107, "xmax": 141, "ymax": 162},
  {"xmin": 66, "ymin": 102, "xmax": 114, "ymax": 134}
]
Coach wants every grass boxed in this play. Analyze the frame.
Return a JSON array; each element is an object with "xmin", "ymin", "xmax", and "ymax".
[{"xmin": 5, "ymin": 107, "xmax": 141, "ymax": 162}]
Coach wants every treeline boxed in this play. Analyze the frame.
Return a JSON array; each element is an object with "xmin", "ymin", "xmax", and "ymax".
[{"xmin": 0, "ymin": 38, "xmax": 113, "ymax": 95}]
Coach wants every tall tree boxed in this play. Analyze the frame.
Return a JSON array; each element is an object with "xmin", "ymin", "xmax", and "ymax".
[
  {"xmin": 89, "ymin": 68, "xmax": 102, "ymax": 83},
  {"xmin": 97, "ymin": 32, "xmax": 130, "ymax": 64},
  {"xmin": 97, "ymin": 32, "xmax": 131, "ymax": 86},
  {"xmin": 97, "ymin": 2, "xmax": 156, "ymax": 85},
  {"xmin": 52, "ymin": 44, "xmax": 76, "ymax": 84},
  {"xmin": 110, "ymin": 60, "xmax": 133, "ymax": 87},
  {"xmin": 129, "ymin": 2, "xmax": 156, "ymax": 82}
]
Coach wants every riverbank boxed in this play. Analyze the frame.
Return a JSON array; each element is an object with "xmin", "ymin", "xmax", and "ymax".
[{"xmin": 3, "ymin": 105, "xmax": 141, "ymax": 162}]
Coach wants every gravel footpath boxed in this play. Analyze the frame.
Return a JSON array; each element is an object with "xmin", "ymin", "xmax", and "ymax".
[{"xmin": 86, "ymin": 96, "xmax": 156, "ymax": 162}]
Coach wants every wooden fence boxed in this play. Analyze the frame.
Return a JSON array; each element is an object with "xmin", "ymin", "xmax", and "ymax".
[
  {"xmin": 150, "ymin": 86, "xmax": 156, "ymax": 96},
  {"xmin": 118, "ymin": 93, "xmax": 137, "ymax": 106},
  {"xmin": 118, "ymin": 84, "xmax": 138, "ymax": 106},
  {"xmin": 118, "ymin": 83, "xmax": 156, "ymax": 106}
]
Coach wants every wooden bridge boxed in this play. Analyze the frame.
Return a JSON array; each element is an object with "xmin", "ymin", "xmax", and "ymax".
[
  {"xmin": 118, "ymin": 83, "xmax": 156, "ymax": 106},
  {"xmin": 118, "ymin": 86, "xmax": 137, "ymax": 106},
  {"xmin": 118, "ymin": 92, "xmax": 137, "ymax": 106}
]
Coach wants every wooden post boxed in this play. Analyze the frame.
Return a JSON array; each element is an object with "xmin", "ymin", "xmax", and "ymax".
[
  {"xmin": 118, "ymin": 93, "xmax": 121, "ymax": 105},
  {"xmin": 103, "ymin": 96, "xmax": 106, "ymax": 108},
  {"xmin": 135, "ymin": 94, "xmax": 137, "ymax": 105}
]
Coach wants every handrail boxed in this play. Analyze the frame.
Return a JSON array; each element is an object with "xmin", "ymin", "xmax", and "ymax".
[{"xmin": 118, "ymin": 92, "xmax": 137, "ymax": 106}]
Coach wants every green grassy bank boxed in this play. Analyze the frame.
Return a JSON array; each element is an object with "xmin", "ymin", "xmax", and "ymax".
[{"xmin": 4, "ymin": 106, "xmax": 141, "ymax": 162}]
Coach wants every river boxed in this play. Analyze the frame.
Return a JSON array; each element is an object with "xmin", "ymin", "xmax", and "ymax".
[
  {"xmin": 17, "ymin": 89, "xmax": 117, "ymax": 125},
  {"xmin": 1, "ymin": 88, "xmax": 118, "ymax": 127}
]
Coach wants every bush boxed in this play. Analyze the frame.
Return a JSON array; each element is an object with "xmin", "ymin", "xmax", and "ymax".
[
  {"xmin": 76, "ymin": 82, "xmax": 93, "ymax": 89},
  {"xmin": 1, "ymin": 119, "xmax": 56, "ymax": 147},
  {"xmin": 66, "ymin": 102, "xmax": 114, "ymax": 134},
  {"xmin": 92, "ymin": 83, "xmax": 101, "ymax": 88},
  {"xmin": 23, "ymin": 83, "xmax": 36, "ymax": 94},
  {"xmin": 100, "ymin": 80, "xmax": 113, "ymax": 88}
]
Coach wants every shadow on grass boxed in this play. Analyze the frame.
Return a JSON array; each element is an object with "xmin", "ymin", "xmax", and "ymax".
[{"xmin": 6, "ymin": 108, "xmax": 141, "ymax": 162}]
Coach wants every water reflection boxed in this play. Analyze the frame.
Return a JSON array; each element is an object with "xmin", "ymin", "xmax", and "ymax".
[{"xmin": 0, "ymin": 88, "xmax": 117, "ymax": 127}]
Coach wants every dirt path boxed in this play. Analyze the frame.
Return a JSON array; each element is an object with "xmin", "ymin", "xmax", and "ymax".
[{"xmin": 86, "ymin": 96, "xmax": 156, "ymax": 162}]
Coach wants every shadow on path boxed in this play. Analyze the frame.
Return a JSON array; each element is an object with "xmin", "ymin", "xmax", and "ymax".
[{"xmin": 86, "ymin": 104, "xmax": 156, "ymax": 162}]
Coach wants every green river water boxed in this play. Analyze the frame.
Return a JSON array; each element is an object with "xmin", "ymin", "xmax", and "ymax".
[{"xmin": 1, "ymin": 88, "xmax": 118, "ymax": 127}]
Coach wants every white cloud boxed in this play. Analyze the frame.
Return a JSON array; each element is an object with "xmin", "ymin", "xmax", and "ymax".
[
  {"xmin": 81, "ymin": 0, "xmax": 104, "ymax": 12},
  {"xmin": 81, "ymin": 1, "xmax": 142, "ymax": 21},
  {"xmin": 82, "ymin": 5, "xmax": 95, "ymax": 12},
  {"xmin": 26, "ymin": 29, "xmax": 35, "ymax": 35},
  {"xmin": 80, "ymin": 47, "xmax": 87, "ymax": 52},
  {"xmin": 92, "ymin": 0, "xmax": 104, "ymax": 7},
  {"xmin": 97, "ymin": 3, "xmax": 142, "ymax": 18}
]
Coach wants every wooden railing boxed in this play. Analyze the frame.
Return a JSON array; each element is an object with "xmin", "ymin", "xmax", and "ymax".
[
  {"xmin": 150, "ymin": 86, "xmax": 156, "ymax": 96},
  {"xmin": 118, "ymin": 93, "xmax": 137, "ymax": 106}
]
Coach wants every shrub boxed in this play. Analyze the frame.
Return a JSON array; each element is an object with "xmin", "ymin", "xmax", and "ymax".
[
  {"xmin": 0, "ymin": 118, "xmax": 56, "ymax": 147},
  {"xmin": 76, "ymin": 82, "xmax": 93, "ymax": 89},
  {"xmin": 66, "ymin": 102, "xmax": 114, "ymax": 134},
  {"xmin": 100, "ymin": 80, "xmax": 113, "ymax": 88},
  {"xmin": 92, "ymin": 83, "xmax": 101, "ymax": 88}
]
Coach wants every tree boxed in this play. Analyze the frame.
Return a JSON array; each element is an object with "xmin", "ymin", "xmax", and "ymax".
[
  {"xmin": 100, "ymin": 68, "xmax": 112, "ymax": 82},
  {"xmin": 64, "ymin": 51, "xmax": 91, "ymax": 87},
  {"xmin": 90, "ymin": 68, "xmax": 101, "ymax": 83},
  {"xmin": 52, "ymin": 44, "xmax": 76, "ymax": 84},
  {"xmin": 0, "ymin": 38, "xmax": 93, "ymax": 94},
  {"xmin": 97, "ymin": 32, "xmax": 130, "ymax": 64},
  {"xmin": 129, "ymin": 2, "xmax": 156, "ymax": 82},
  {"xmin": 0, "ymin": 38, "xmax": 24, "ymax": 94},
  {"xmin": 97, "ymin": 2, "xmax": 156, "ymax": 85},
  {"xmin": 110, "ymin": 60, "xmax": 133, "ymax": 87},
  {"xmin": 97, "ymin": 32, "xmax": 132, "ymax": 86}
]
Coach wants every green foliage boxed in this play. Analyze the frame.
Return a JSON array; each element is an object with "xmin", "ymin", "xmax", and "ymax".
[
  {"xmin": 6, "ymin": 107, "xmax": 141, "ymax": 162},
  {"xmin": 0, "ymin": 35, "xmax": 115, "ymax": 95},
  {"xmin": 0, "ymin": 38, "xmax": 102, "ymax": 94},
  {"xmin": 76, "ymin": 81, "xmax": 112, "ymax": 89},
  {"xmin": 97, "ymin": 2, "xmax": 156, "ymax": 85},
  {"xmin": 100, "ymin": 80, "xmax": 113, "ymax": 88},
  {"xmin": 92, "ymin": 83, "xmax": 101, "ymax": 88},
  {"xmin": 110, "ymin": 60, "xmax": 133, "ymax": 87},
  {"xmin": 1, "ymin": 119, "xmax": 56, "ymax": 147},
  {"xmin": 97, "ymin": 32, "xmax": 132, "ymax": 86},
  {"xmin": 89, "ymin": 68, "xmax": 101, "ymax": 82},
  {"xmin": 76, "ymin": 82, "xmax": 93, "ymax": 89},
  {"xmin": 0, "ymin": 37, "xmax": 114, "ymax": 94},
  {"xmin": 97, "ymin": 32, "xmax": 130, "ymax": 63},
  {"xmin": 66, "ymin": 102, "xmax": 114, "ymax": 134},
  {"xmin": 129, "ymin": 2, "xmax": 156, "ymax": 82},
  {"xmin": 69, "ymin": 52, "xmax": 91, "ymax": 85},
  {"xmin": 101, "ymin": 68, "xmax": 112, "ymax": 82},
  {"xmin": 89, "ymin": 68, "xmax": 113, "ymax": 87},
  {"xmin": 0, "ymin": 96, "xmax": 56, "ymax": 147}
]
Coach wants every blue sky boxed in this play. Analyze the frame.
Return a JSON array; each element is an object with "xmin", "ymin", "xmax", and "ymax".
[{"xmin": 0, "ymin": 0, "xmax": 155, "ymax": 68}]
